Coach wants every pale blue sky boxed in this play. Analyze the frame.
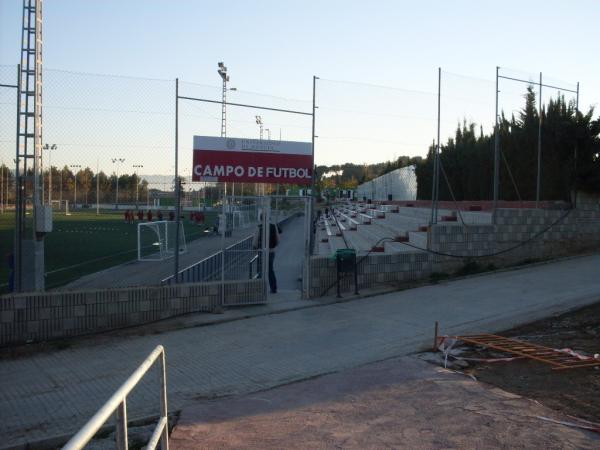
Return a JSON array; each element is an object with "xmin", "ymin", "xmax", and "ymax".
[{"xmin": 0, "ymin": 0, "xmax": 598, "ymax": 172}]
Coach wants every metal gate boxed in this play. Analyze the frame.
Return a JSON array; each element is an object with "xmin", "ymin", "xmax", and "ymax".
[{"xmin": 220, "ymin": 193, "xmax": 311, "ymax": 306}]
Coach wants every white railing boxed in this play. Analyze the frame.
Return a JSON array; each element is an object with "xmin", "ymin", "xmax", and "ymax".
[{"xmin": 63, "ymin": 345, "xmax": 169, "ymax": 450}]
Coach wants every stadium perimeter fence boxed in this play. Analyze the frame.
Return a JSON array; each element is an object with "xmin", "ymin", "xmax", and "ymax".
[{"xmin": 0, "ymin": 64, "xmax": 583, "ymax": 293}]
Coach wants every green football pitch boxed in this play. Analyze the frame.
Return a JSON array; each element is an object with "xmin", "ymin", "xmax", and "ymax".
[{"xmin": 0, "ymin": 210, "xmax": 216, "ymax": 293}]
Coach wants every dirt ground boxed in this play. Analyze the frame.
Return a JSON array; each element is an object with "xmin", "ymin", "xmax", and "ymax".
[
  {"xmin": 171, "ymin": 356, "xmax": 599, "ymax": 449},
  {"xmin": 440, "ymin": 301, "xmax": 600, "ymax": 423}
]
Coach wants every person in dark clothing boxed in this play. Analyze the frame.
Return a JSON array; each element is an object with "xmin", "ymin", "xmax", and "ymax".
[
  {"xmin": 252, "ymin": 215, "xmax": 280, "ymax": 294},
  {"xmin": 137, "ymin": 210, "xmax": 144, "ymax": 221}
]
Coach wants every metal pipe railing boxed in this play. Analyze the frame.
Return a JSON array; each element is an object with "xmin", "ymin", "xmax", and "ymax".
[{"xmin": 63, "ymin": 345, "xmax": 169, "ymax": 450}]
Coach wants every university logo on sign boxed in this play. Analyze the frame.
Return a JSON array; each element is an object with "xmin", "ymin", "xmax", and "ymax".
[{"xmin": 192, "ymin": 136, "xmax": 313, "ymax": 185}]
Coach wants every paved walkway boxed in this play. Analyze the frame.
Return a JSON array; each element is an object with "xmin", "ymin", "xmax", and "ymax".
[
  {"xmin": 272, "ymin": 214, "xmax": 304, "ymax": 292},
  {"xmin": 2, "ymin": 254, "xmax": 600, "ymax": 447},
  {"xmin": 171, "ymin": 356, "xmax": 600, "ymax": 449}
]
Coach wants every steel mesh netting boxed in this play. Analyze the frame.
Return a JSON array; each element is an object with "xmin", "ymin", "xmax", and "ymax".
[
  {"xmin": 316, "ymin": 77, "xmax": 438, "ymax": 170},
  {"xmin": 0, "ymin": 65, "xmax": 17, "ymax": 207},
  {"xmin": 0, "ymin": 65, "xmax": 17, "ymax": 290}
]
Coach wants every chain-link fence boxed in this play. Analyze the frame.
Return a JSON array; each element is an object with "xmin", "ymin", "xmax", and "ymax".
[
  {"xmin": 0, "ymin": 66, "xmax": 303, "ymax": 292},
  {"xmin": 316, "ymin": 69, "xmax": 582, "ymax": 209},
  {"xmin": 0, "ymin": 63, "xmax": 587, "ymax": 293}
]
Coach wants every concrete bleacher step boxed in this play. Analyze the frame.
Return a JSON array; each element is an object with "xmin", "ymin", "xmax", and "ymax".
[
  {"xmin": 367, "ymin": 218, "xmax": 412, "ymax": 240},
  {"xmin": 342, "ymin": 228, "xmax": 377, "ymax": 254},
  {"xmin": 383, "ymin": 240, "xmax": 418, "ymax": 253},
  {"xmin": 398, "ymin": 207, "xmax": 436, "ymax": 219},
  {"xmin": 380, "ymin": 204, "xmax": 400, "ymax": 213},
  {"xmin": 408, "ymin": 231, "xmax": 427, "ymax": 249},
  {"xmin": 328, "ymin": 236, "xmax": 347, "ymax": 254},
  {"xmin": 379, "ymin": 213, "xmax": 426, "ymax": 230},
  {"xmin": 355, "ymin": 222, "xmax": 396, "ymax": 252},
  {"xmin": 365, "ymin": 208, "xmax": 386, "ymax": 219}
]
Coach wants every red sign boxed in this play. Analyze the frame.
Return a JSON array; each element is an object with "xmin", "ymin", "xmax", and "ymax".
[{"xmin": 192, "ymin": 136, "xmax": 313, "ymax": 185}]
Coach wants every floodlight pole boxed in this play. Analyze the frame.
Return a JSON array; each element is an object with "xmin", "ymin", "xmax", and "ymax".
[
  {"xmin": 493, "ymin": 66, "xmax": 500, "ymax": 223},
  {"xmin": 70, "ymin": 164, "xmax": 81, "ymax": 209},
  {"xmin": 96, "ymin": 158, "xmax": 100, "ymax": 215},
  {"xmin": 112, "ymin": 158, "xmax": 125, "ymax": 209},
  {"xmin": 218, "ymin": 62, "xmax": 234, "ymax": 202},
  {"xmin": 256, "ymin": 116, "xmax": 263, "ymax": 140},
  {"xmin": 133, "ymin": 164, "xmax": 143, "ymax": 208},
  {"xmin": 43, "ymin": 143, "xmax": 56, "ymax": 205},
  {"xmin": 536, "ymin": 71, "xmax": 542, "ymax": 208}
]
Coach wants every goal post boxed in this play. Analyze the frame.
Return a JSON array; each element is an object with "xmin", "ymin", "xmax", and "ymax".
[
  {"xmin": 50, "ymin": 199, "xmax": 69, "ymax": 214},
  {"xmin": 137, "ymin": 220, "xmax": 187, "ymax": 261}
]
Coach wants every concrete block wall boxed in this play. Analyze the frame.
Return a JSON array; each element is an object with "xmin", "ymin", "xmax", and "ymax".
[
  {"xmin": 309, "ymin": 207, "xmax": 600, "ymax": 298},
  {"xmin": 431, "ymin": 207, "xmax": 600, "ymax": 271},
  {"xmin": 0, "ymin": 279, "xmax": 264, "ymax": 346},
  {"xmin": 309, "ymin": 251, "xmax": 430, "ymax": 298}
]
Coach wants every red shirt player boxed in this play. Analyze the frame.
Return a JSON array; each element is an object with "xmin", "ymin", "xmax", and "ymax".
[
  {"xmin": 124, "ymin": 210, "xmax": 130, "ymax": 223},
  {"xmin": 137, "ymin": 210, "xmax": 144, "ymax": 221},
  {"xmin": 147, "ymin": 210, "xmax": 153, "ymax": 222}
]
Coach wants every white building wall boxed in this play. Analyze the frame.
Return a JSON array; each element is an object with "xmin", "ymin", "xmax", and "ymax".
[{"xmin": 356, "ymin": 165, "xmax": 417, "ymax": 201}]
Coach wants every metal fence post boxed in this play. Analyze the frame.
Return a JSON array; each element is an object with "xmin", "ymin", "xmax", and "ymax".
[
  {"xmin": 431, "ymin": 67, "xmax": 441, "ymax": 226},
  {"xmin": 493, "ymin": 66, "xmax": 500, "ymax": 223},
  {"xmin": 536, "ymin": 71, "xmax": 542, "ymax": 207},
  {"xmin": 115, "ymin": 399, "xmax": 128, "ymax": 450},
  {"xmin": 220, "ymin": 195, "xmax": 226, "ymax": 307},
  {"xmin": 173, "ymin": 78, "xmax": 181, "ymax": 282},
  {"xmin": 14, "ymin": 63, "xmax": 22, "ymax": 292},
  {"xmin": 573, "ymin": 81, "xmax": 580, "ymax": 208}
]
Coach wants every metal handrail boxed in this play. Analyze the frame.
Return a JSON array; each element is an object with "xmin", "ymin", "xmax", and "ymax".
[
  {"xmin": 63, "ymin": 345, "xmax": 169, "ymax": 450},
  {"xmin": 248, "ymin": 254, "xmax": 259, "ymax": 279},
  {"xmin": 161, "ymin": 236, "xmax": 253, "ymax": 285}
]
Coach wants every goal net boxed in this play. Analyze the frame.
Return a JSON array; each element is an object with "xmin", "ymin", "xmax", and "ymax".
[
  {"xmin": 137, "ymin": 220, "xmax": 187, "ymax": 261},
  {"xmin": 50, "ymin": 199, "xmax": 69, "ymax": 214}
]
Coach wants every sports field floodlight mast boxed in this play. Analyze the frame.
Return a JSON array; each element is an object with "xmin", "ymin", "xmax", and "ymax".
[
  {"xmin": 43, "ymin": 143, "xmax": 57, "ymax": 205},
  {"xmin": 217, "ymin": 62, "xmax": 230, "ymax": 138},
  {"xmin": 256, "ymin": 115, "xmax": 264, "ymax": 140},
  {"xmin": 217, "ymin": 62, "xmax": 237, "ymax": 196},
  {"xmin": 132, "ymin": 164, "xmax": 143, "ymax": 207},
  {"xmin": 69, "ymin": 164, "xmax": 81, "ymax": 209},
  {"xmin": 112, "ymin": 157, "xmax": 125, "ymax": 209}
]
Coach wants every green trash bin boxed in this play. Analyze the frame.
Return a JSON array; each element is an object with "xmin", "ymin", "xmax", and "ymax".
[{"xmin": 334, "ymin": 248, "xmax": 358, "ymax": 298}]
